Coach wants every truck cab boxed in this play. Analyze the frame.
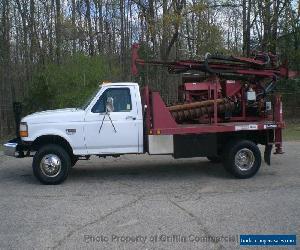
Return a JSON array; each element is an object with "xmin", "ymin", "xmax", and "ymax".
[
  {"xmin": 78, "ymin": 82, "xmax": 144, "ymax": 155},
  {"xmin": 21, "ymin": 82, "xmax": 143, "ymax": 155}
]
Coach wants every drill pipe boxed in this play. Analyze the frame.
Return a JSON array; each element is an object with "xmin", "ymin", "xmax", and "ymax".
[
  {"xmin": 169, "ymin": 99, "xmax": 224, "ymax": 112},
  {"xmin": 168, "ymin": 99, "xmax": 235, "ymax": 122}
]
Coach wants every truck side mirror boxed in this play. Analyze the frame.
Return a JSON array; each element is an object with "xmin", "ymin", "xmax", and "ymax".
[{"xmin": 106, "ymin": 97, "xmax": 114, "ymax": 113}]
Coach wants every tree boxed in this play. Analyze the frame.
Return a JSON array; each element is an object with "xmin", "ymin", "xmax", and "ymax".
[
  {"xmin": 55, "ymin": 0, "xmax": 62, "ymax": 64},
  {"xmin": 242, "ymin": 0, "xmax": 251, "ymax": 56},
  {"xmin": 85, "ymin": 0, "xmax": 94, "ymax": 56}
]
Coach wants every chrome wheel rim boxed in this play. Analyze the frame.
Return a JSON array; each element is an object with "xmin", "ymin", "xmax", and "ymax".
[
  {"xmin": 234, "ymin": 148, "xmax": 255, "ymax": 171},
  {"xmin": 40, "ymin": 154, "xmax": 62, "ymax": 177}
]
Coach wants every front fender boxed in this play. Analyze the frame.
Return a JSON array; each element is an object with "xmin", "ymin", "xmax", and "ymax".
[
  {"xmin": 24, "ymin": 128, "xmax": 71, "ymax": 143},
  {"xmin": 22, "ymin": 124, "xmax": 87, "ymax": 155}
]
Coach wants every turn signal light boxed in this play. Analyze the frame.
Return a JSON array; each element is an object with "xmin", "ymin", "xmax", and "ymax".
[
  {"xmin": 19, "ymin": 122, "xmax": 28, "ymax": 137},
  {"xmin": 20, "ymin": 130, "xmax": 28, "ymax": 137}
]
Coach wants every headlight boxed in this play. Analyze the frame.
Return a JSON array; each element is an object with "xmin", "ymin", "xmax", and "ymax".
[{"xmin": 19, "ymin": 122, "xmax": 28, "ymax": 137}]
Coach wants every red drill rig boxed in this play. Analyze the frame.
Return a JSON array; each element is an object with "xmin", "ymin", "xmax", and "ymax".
[{"xmin": 132, "ymin": 43, "xmax": 299, "ymax": 175}]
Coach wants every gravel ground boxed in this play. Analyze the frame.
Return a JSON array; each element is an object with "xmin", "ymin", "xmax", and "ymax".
[{"xmin": 0, "ymin": 142, "xmax": 299, "ymax": 249}]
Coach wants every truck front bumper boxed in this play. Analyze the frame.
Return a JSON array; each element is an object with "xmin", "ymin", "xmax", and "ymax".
[
  {"xmin": 3, "ymin": 138, "xmax": 30, "ymax": 158},
  {"xmin": 4, "ymin": 141, "xmax": 18, "ymax": 157}
]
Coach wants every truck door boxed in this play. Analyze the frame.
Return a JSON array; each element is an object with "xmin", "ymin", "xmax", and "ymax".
[{"xmin": 84, "ymin": 86, "xmax": 140, "ymax": 154}]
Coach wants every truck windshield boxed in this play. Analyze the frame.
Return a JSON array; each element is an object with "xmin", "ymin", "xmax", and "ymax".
[{"xmin": 80, "ymin": 87, "xmax": 101, "ymax": 110}]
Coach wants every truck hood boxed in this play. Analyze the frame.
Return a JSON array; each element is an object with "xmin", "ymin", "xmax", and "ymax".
[{"xmin": 22, "ymin": 108, "xmax": 85, "ymax": 124}]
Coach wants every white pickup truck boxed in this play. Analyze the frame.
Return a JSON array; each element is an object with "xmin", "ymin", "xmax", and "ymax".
[
  {"xmin": 4, "ymin": 82, "xmax": 281, "ymax": 184},
  {"xmin": 4, "ymin": 82, "xmax": 146, "ymax": 184}
]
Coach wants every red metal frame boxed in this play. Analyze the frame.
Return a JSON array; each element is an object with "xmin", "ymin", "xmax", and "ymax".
[
  {"xmin": 131, "ymin": 43, "xmax": 299, "ymax": 79},
  {"xmin": 133, "ymin": 43, "xmax": 298, "ymax": 153},
  {"xmin": 274, "ymin": 95, "xmax": 284, "ymax": 154},
  {"xmin": 144, "ymin": 88, "xmax": 284, "ymax": 136},
  {"xmin": 151, "ymin": 92, "xmax": 178, "ymax": 130}
]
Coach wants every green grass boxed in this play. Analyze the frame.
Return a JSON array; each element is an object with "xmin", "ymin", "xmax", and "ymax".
[{"xmin": 283, "ymin": 121, "xmax": 300, "ymax": 141}]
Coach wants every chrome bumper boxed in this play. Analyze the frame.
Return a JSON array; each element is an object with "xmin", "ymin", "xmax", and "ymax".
[
  {"xmin": 3, "ymin": 138, "xmax": 30, "ymax": 158},
  {"xmin": 3, "ymin": 142, "xmax": 18, "ymax": 157}
]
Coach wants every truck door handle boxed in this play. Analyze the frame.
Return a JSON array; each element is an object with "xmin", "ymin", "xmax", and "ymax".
[{"xmin": 126, "ymin": 116, "xmax": 136, "ymax": 120}]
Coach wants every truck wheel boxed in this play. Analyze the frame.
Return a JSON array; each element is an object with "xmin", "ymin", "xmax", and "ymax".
[
  {"xmin": 223, "ymin": 140, "xmax": 261, "ymax": 179},
  {"xmin": 207, "ymin": 156, "xmax": 221, "ymax": 163},
  {"xmin": 32, "ymin": 144, "xmax": 71, "ymax": 184}
]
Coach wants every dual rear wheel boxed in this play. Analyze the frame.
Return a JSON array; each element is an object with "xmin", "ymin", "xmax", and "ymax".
[{"xmin": 208, "ymin": 140, "xmax": 261, "ymax": 179}]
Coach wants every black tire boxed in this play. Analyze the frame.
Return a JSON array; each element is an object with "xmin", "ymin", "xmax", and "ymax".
[
  {"xmin": 223, "ymin": 140, "xmax": 261, "ymax": 179},
  {"xmin": 32, "ymin": 144, "xmax": 71, "ymax": 184},
  {"xmin": 207, "ymin": 156, "xmax": 221, "ymax": 163}
]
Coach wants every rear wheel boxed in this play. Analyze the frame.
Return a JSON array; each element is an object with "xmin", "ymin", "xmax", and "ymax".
[
  {"xmin": 32, "ymin": 144, "xmax": 71, "ymax": 184},
  {"xmin": 223, "ymin": 140, "xmax": 261, "ymax": 179}
]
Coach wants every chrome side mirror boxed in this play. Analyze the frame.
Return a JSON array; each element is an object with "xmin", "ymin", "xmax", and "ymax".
[{"xmin": 106, "ymin": 97, "xmax": 114, "ymax": 113}]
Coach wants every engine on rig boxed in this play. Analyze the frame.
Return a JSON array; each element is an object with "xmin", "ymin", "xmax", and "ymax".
[{"xmin": 168, "ymin": 76, "xmax": 273, "ymax": 124}]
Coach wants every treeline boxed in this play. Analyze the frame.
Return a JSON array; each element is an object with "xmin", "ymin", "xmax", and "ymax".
[{"xmin": 0, "ymin": 0, "xmax": 300, "ymax": 136}]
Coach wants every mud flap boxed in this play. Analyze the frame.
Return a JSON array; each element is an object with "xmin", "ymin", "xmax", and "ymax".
[{"xmin": 264, "ymin": 144, "xmax": 273, "ymax": 166}]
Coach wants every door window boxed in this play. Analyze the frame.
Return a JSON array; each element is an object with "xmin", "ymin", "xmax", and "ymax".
[{"xmin": 92, "ymin": 88, "xmax": 132, "ymax": 113}]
